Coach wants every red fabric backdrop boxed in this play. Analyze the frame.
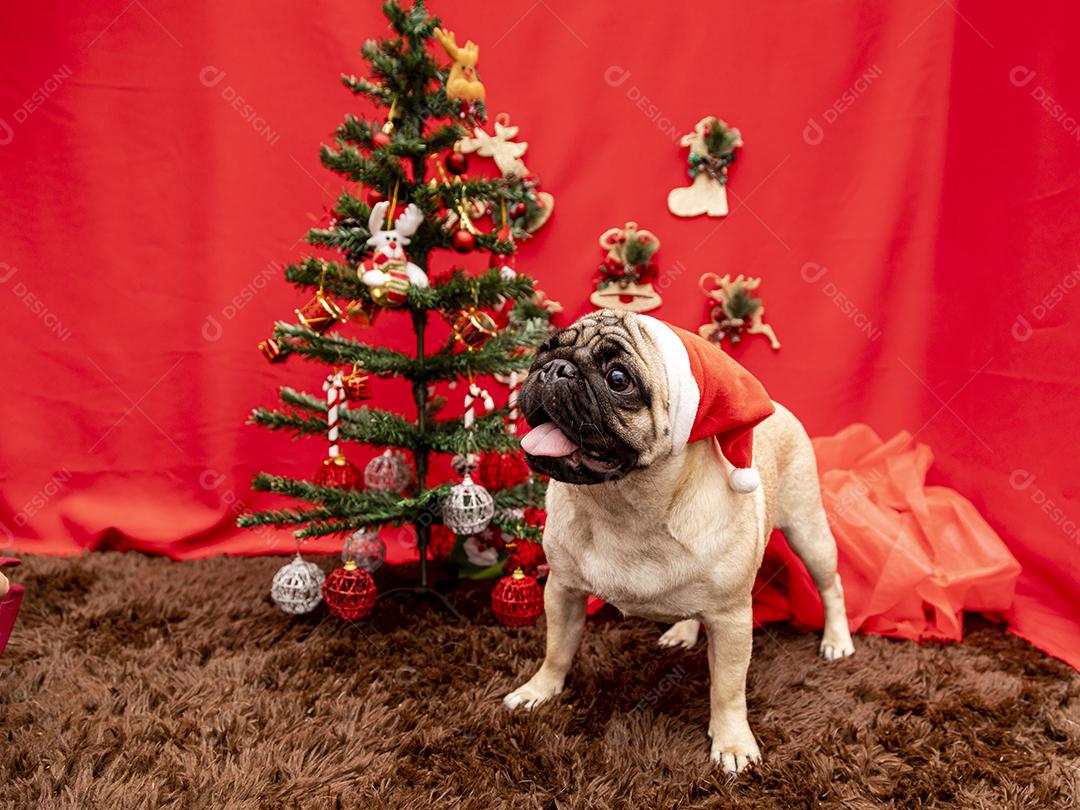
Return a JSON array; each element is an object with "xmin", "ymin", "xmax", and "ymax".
[{"xmin": 1, "ymin": 1, "xmax": 1077, "ymax": 666}]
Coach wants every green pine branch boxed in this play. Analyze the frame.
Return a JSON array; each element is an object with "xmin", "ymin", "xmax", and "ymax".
[
  {"xmin": 411, "ymin": 267, "xmax": 536, "ymax": 309},
  {"xmin": 270, "ymin": 313, "xmax": 542, "ymax": 381},
  {"xmin": 269, "ymin": 323, "xmax": 415, "ymax": 373},
  {"xmin": 252, "ymin": 388, "xmax": 522, "ymax": 454},
  {"xmin": 285, "ymin": 258, "xmax": 367, "ymax": 301},
  {"xmin": 235, "ymin": 505, "xmax": 338, "ymax": 527},
  {"xmin": 241, "ymin": 471, "xmax": 546, "ymax": 540}
]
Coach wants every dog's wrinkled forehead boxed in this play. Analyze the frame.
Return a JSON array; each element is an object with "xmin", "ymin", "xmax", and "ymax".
[{"xmin": 538, "ymin": 311, "xmax": 661, "ymax": 372}]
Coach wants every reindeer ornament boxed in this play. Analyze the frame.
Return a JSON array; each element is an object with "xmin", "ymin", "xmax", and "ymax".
[
  {"xmin": 360, "ymin": 201, "xmax": 428, "ymax": 308},
  {"xmin": 456, "ymin": 114, "xmax": 555, "ymax": 234},
  {"xmin": 698, "ymin": 272, "xmax": 780, "ymax": 350},
  {"xmin": 435, "ymin": 27, "xmax": 485, "ymax": 120}
]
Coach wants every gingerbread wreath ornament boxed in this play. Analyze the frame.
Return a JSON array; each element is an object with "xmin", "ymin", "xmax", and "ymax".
[
  {"xmin": 589, "ymin": 221, "xmax": 663, "ymax": 313},
  {"xmin": 668, "ymin": 117, "xmax": 743, "ymax": 218}
]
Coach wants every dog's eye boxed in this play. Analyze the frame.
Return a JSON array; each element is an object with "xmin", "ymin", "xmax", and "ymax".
[{"xmin": 606, "ymin": 366, "xmax": 631, "ymax": 392}]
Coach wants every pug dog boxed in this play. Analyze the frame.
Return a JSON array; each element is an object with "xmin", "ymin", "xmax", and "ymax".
[{"xmin": 503, "ymin": 310, "xmax": 854, "ymax": 773}]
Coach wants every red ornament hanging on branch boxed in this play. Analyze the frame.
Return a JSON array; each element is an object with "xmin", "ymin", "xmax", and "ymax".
[
  {"xmin": 428, "ymin": 524, "xmax": 458, "ymax": 562},
  {"xmin": 445, "ymin": 151, "xmax": 469, "ymax": 175},
  {"xmin": 449, "ymin": 305, "xmax": 498, "ymax": 350},
  {"xmin": 503, "ymin": 539, "xmax": 547, "ymax": 578},
  {"xmin": 257, "ymin": 337, "xmax": 286, "ymax": 364},
  {"xmin": 341, "ymin": 365, "xmax": 372, "ymax": 401},
  {"xmin": 477, "ymin": 451, "xmax": 530, "ymax": 491},
  {"xmin": 314, "ymin": 455, "xmax": 363, "ymax": 490},
  {"xmin": 322, "ymin": 559, "xmax": 377, "ymax": 620},
  {"xmin": 452, "ymin": 227, "xmax": 476, "ymax": 253},
  {"xmin": 295, "ymin": 289, "xmax": 345, "ymax": 334},
  {"xmin": 491, "ymin": 568, "xmax": 544, "ymax": 627}
]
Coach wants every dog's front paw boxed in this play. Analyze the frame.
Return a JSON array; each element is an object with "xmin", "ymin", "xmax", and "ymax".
[
  {"xmin": 503, "ymin": 671, "xmax": 564, "ymax": 710},
  {"xmin": 658, "ymin": 619, "xmax": 700, "ymax": 649},
  {"xmin": 708, "ymin": 724, "xmax": 761, "ymax": 774},
  {"xmin": 819, "ymin": 627, "xmax": 855, "ymax": 661},
  {"xmin": 708, "ymin": 725, "xmax": 760, "ymax": 777}
]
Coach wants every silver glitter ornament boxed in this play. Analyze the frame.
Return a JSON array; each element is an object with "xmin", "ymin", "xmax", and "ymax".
[
  {"xmin": 270, "ymin": 554, "xmax": 325, "ymax": 615},
  {"xmin": 364, "ymin": 449, "xmax": 413, "ymax": 493},
  {"xmin": 342, "ymin": 529, "xmax": 386, "ymax": 572},
  {"xmin": 441, "ymin": 473, "xmax": 495, "ymax": 535}
]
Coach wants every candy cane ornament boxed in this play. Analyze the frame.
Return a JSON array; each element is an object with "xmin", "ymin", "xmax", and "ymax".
[
  {"xmin": 313, "ymin": 371, "xmax": 362, "ymax": 490},
  {"xmin": 463, "ymin": 382, "xmax": 495, "ymax": 430},
  {"xmin": 506, "ymin": 371, "xmax": 522, "ymax": 431},
  {"xmin": 324, "ymin": 372, "xmax": 345, "ymax": 458}
]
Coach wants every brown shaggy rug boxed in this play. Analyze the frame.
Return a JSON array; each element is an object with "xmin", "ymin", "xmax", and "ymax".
[{"xmin": 1, "ymin": 553, "xmax": 1077, "ymax": 809}]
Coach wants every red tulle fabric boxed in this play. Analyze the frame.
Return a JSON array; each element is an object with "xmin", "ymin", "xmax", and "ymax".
[{"xmin": 752, "ymin": 425, "xmax": 1021, "ymax": 642}]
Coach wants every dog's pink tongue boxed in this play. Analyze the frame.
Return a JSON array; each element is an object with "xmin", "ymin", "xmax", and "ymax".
[{"xmin": 521, "ymin": 422, "xmax": 578, "ymax": 457}]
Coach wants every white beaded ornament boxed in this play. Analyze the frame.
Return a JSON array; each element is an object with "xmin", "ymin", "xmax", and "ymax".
[
  {"xmin": 364, "ymin": 449, "xmax": 413, "ymax": 493},
  {"xmin": 342, "ymin": 529, "xmax": 386, "ymax": 572},
  {"xmin": 441, "ymin": 473, "xmax": 495, "ymax": 535},
  {"xmin": 270, "ymin": 554, "xmax": 325, "ymax": 615}
]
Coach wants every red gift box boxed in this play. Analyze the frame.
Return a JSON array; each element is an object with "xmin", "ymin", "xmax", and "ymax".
[{"xmin": 0, "ymin": 557, "xmax": 23, "ymax": 656}]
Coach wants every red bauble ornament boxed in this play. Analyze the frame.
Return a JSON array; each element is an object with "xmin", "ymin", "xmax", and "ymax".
[
  {"xmin": 510, "ymin": 202, "xmax": 527, "ymax": 218},
  {"xmin": 428, "ymin": 524, "xmax": 457, "ymax": 562},
  {"xmin": 491, "ymin": 569, "xmax": 544, "ymax": 627},
  {"xmin": 452, "ymin": 229, "xmax": 476, "ymax": 253},
  {"xmin": 322, "ymin": 560, "xmax": 377, "ymax": 620},
  {"xmin": 445, "ymin": 152, "xmax": 469, "ymax": 175},
  {"xmin": 504, "ymin": 540, "xmax": 547, "ymax": 578},
  {"xmin": 366, "ymin": 187, "xmax": 386, "ymax": 206},
  {"xmin": 341, "ymin": 369, "xmax": 372, "ymax": 401},
  {"xmin": 371, "ymin": 131, "xmax": 392, "ymax": 149},
  {"xmin": 257, "ymin": 337, "xmax": 286, "ymax": 363},
  {"xmin": 477, "ymin": 451, "xmax": 530, "ymax": 491},
  {"xmin": 314, "ymin": 456, "xmax": 363, "ymax": 490},
  {"xmin": 523, "ymin": 507, "xmax": 547, "ymax": 528}
]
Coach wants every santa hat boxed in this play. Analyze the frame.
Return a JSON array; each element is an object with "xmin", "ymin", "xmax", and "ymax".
[{"xmin": 637, "ymin": 315, "xmax": 774, "ymax": 493}]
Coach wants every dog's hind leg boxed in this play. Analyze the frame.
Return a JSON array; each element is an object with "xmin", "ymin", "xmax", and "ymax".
[
  {"xmin": 776, "ymin": 448, "xmax": 855, "ymax": 661},
  {"xmin": 658, "ymin": 618, "xmax": 701, "ymax": 649}
]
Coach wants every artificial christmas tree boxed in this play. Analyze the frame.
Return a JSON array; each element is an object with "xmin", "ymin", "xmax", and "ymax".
[{"xmin": 238, "ymin": 0, "xmax": 550, "ymax": 619}]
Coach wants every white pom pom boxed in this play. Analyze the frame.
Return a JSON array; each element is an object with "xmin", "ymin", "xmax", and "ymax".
[{"xmin": 729, "ymin": 467, "xmax": 760, "ymax": 494}]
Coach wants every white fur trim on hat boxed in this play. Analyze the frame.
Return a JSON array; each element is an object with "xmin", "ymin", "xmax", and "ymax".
[{"xmin": 637, "ymin": 314, "xmax": 698, "ymax": 453}]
